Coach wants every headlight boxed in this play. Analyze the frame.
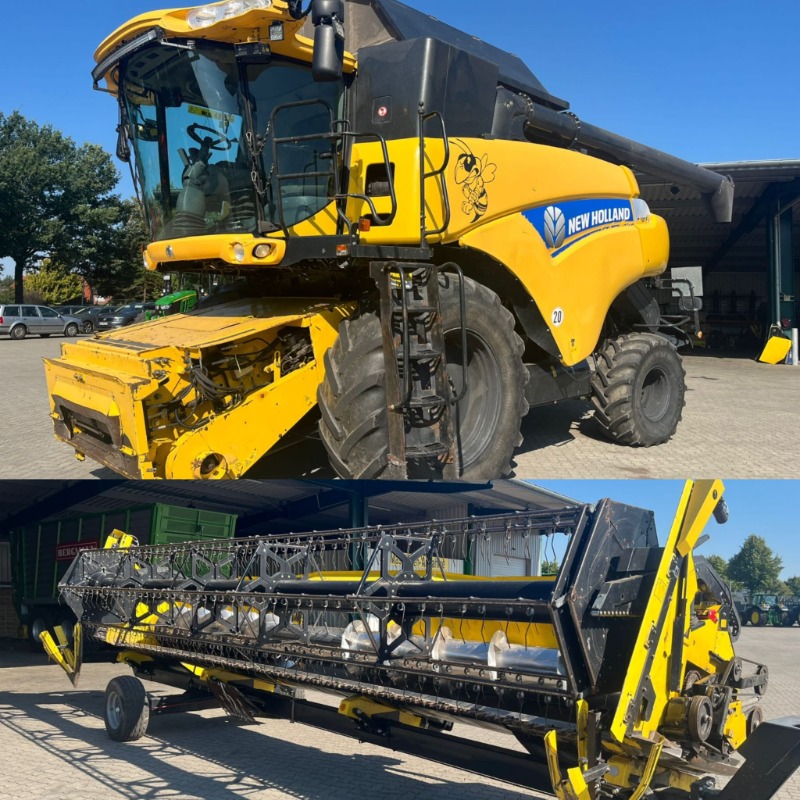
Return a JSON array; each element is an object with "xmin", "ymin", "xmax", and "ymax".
[
  {"xmin": 187, "ymin": 0, "xmax": 273, "ymax": 29},
  {"xmin": 633, "ymin": 198, "xmax": 651, "ymax": 222}
]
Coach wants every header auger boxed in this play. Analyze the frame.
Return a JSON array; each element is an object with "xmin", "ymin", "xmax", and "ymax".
[
  {"xmin": 44, "ymin": 0, "xmax": 733, "ymax": 480},
  {"xmin": 44, "ymin": 481, "xmax": 800, "ymax": 799}
]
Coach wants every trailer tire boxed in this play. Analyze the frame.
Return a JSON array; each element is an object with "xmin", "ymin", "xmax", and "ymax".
[
  {"xmin": 105, "ymin": 676, "xmax": 150, "ymax": 742},
  {"xmin": 591, "ymin": 333, "xmax": 685, "ymax": 447},
  {"xmin": 29, "ymin": 616, "xmax": 49, "ymax": 650},
  {"xmin": 318, "ymin": 274, "xmax": 528, "ymax": 479}
]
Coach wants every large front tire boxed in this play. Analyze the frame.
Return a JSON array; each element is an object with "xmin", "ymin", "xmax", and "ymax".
[
  {"xmin": 318, "ymin": 274, "xmax": 528, "ymax": 479},
  {"xmin": 591, "ymin": 333, "xmax": 686, "ymax": 447}
]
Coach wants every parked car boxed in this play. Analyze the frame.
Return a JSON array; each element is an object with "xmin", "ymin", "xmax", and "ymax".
[
  {"xmin": 0, "ymin": 304, "xmax": 82, "ymax": 339},
  {"xmin": 95, "ymin": 302, "xmax": 156, "ymax": 331},
  {"xmin": 72, "ymin": 306, "xmax": 110, "ymax": 334},
  {"xmin": 54, "ymin": 305, "xmax": 89, "ymax": 316}
]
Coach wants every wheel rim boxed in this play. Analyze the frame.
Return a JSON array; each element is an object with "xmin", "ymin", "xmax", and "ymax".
[
  {"xmin": 66, "ymin": 325, "xmax": 78, "ymax": 336},
  {"xmin": 639, "ymin": 366, "xmax": 671, "ymax": 422},
  {"xmin": 12, "ymin": 327, "xmax": 24, "ymax": 339},
  {"xmin": 107, "ymin": 691, "xmax": 122, "ymax": 729},
  {"xmin": 446, "ymin": 330, "xmax": 503, "ymax": 469}
]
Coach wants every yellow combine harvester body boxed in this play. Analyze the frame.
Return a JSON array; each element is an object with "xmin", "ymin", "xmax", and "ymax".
[{"xmin": 44, "ymin": 0, "xmax": 727, "ymax": 479}]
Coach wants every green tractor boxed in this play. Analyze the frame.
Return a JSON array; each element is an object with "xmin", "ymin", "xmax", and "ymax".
[
  {"xmin": 145, "ymin": 289, "xmax": 198, "ymax": 321},
  {"xmin": 742, "ymin": 593, "xmax": 794, "ymax": 627}
]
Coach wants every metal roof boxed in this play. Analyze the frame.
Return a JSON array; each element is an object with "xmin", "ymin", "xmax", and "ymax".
[
  {"xmin": 0, "ymin": 480, "xmax": 579, "ymax": 538},
  {"xmin": 639, "ymin": 160, "xmax": 800, "ymax": 273}
]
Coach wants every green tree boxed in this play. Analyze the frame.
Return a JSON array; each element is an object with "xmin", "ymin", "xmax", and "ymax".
[
  {"xmin": 706, "ymin": 554, "xmax": 729, "ymax": 578},
  {"xmin": 786, "ymin": 576, "xmax": 800, "ymax": 597},
  {"xmin": 25, "ymin": 260, "xmax": 83, "ymax": 305},
  {"xmin": 0, "ymin": 111, "xmax": 122, "ymax": 303},
  {"xmin": 541, "ymin": 559, "xmax": 559, "ymax": 576},
  {"xmin": 705, "ymin": 554, "xmax": 742, "ymax": 590},
  {"xmin": 0, "ymin": 274, "xmax": 13, "ymax": 304},
  {"xmin": 727, "ymin": 535, "xmax": 783, "ymax": 594},
  {"xmin": 85, "ymin": 200, "xmax": 157, "ymax": 300}
]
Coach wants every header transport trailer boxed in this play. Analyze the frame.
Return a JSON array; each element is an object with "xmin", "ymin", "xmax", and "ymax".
[
  {"xmin": 10, "ymin": 503, "xmax": 237, "ymax": 645},
  {"xmin": 44, "ymin": 480, "xmax": 800, "ymax": 799},
  {"xmin": 44, "ymin": 0, "xmax": 731, "ymax": 481}
]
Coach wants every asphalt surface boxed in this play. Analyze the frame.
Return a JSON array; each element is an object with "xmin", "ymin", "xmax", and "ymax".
[
  {"xmin": 3, "ymin": 335, "xmax": 800, "ymax": 479},
  {"xmin": 0, "ymin": 627, "xmax": 799, "ymax": 799}
]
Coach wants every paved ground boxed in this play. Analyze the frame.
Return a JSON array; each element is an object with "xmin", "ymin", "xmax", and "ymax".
[
  {"xmin": 3, "ymin": 336, "xmax": 800, "ymax": 479},
  {"xmin": 0, "ymin": 628, "xmax": 798, "ymax": 799}
]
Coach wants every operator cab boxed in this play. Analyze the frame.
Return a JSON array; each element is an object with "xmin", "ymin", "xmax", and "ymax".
[{"xmin": 119, "ymin": 40, "xmax": 345, "ymax": 242}]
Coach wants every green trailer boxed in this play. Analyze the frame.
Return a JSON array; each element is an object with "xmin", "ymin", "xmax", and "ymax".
[{"xmin": 10, "ymin": 504, "xmax": 237, "ymax": 645}]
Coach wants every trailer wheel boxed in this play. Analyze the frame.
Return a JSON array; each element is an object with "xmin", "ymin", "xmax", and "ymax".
[
  {"xmin": 29, "ymin": 616, "xmax": 49, "ymax": 650},
  {"xmin": 746, "ymin": 705, "xmax": 764, "ymax": 736},
  {"xmin": 105, "ymin": 676, "xmax": 150, "ymax": 742},
  {"xmin": 591, "ymin": 333, "xmax": 685, "ymax": 447},
  {"xmin": 318, "ymin": 274, "xmax": 528, "ymax": 479}
]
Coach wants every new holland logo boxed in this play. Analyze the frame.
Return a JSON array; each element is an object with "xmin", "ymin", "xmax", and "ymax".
[{"xmin": 543, "ymin": 206, "xmax": 566, "ymax": 249}]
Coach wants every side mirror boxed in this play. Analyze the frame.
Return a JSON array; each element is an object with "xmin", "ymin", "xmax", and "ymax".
[{"xmin": 311, "ymin": 0, "xmax": 345, "ymax": 82}]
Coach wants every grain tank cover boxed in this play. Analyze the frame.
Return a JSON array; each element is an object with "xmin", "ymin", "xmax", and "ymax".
[
  {"xmin": 347, "ymin": 0, "xmax": 569, "ymax": 111},
  {"xmin": 354, "ymin": 37, "xmax": 500, "ymax": 139}
]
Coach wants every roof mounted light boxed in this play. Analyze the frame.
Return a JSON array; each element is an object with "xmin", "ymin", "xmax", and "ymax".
[
  {"xmin": 92, "ymin": 28, "xmax": 164, "ymax": 88},
  {"xmin": 187, "ymin": 0, "xmax": 273, "ymax": 30}
]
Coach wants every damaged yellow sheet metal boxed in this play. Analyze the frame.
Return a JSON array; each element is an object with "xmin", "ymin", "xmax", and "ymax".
[{"xmin": 44, "ymin": 298, "xmax": 354, "ymax": 479}]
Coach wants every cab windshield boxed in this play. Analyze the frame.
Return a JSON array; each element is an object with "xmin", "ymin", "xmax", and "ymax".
[{"xmin": 120, "ymin": 42, "xmax": 344, "ymax": 241}]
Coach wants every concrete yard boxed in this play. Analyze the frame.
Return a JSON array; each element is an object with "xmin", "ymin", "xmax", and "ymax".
[
  {"xmin": 2, "ymin": 336, "xmax": 799, "ymax": 479},
  {"xmin": 1, "ymin": 628, "xmax": 799, "ymax": 799}
]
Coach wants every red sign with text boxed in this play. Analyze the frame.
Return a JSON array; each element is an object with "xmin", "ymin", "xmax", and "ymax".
[{"xmin": 56, "ymin": 541, "xmax": 99, "ymax": 561}]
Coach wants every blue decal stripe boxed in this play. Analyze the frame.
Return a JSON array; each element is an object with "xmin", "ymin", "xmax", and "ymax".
[{"xmin": 523, "ymin": 198, "xmax": 634, "ymax": 255}]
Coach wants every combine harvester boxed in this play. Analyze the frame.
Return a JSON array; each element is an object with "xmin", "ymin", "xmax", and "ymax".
[
  {"xmin": 44, "ymin": 481, "xmax": 800, "ymax": 799},
  {"xmin": 46, "ymin": 0, "xmax": 733, "ymax": 480}
]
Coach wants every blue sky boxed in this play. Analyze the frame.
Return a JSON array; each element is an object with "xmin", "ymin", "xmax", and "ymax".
[
  {"xmin": 535, "ymin": 481, "xmax": 800, "ymax": 579},
  {"xmin": 1, "ymin": 0, "xmax": 799, "ymax": 205}
]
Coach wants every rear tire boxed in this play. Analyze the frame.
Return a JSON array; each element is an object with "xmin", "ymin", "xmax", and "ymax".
[
  {"xmin": 105, "ymin": 676, "xmax": 150, "ymax": 742},
  {"xmin": 318, "ymin": 274, "xmax": 528, "ymax": 479},
  {"xmin": 10, "ymin": 325, "xmax": 27, "ymax": 340},
  {"xmin": 591, "ymin": 333, "xmax": 686, "ymax": 446},
  {"xmin": 81, "ymin": 321, "xmax": 94, "ymax": 334}
]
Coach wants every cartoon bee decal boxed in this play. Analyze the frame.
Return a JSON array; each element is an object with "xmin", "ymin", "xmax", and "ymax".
[{"xmin": 453, "ymin": 139, "xmax": 497, "ymax": 223}]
